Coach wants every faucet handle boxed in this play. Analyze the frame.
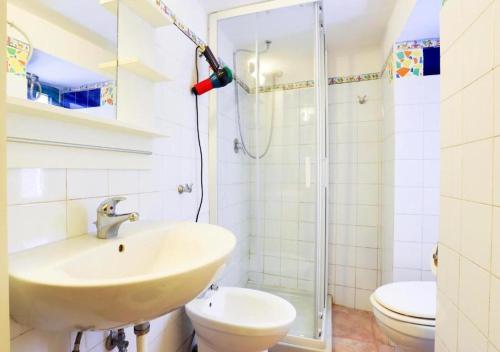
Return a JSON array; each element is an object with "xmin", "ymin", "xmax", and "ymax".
[{"xmin": 98, "ymin": 196, "xmax": 126, "ymax": 215}]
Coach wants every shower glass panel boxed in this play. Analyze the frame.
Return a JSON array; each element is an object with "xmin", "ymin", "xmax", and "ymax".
[{"xmin": 213, "ymin": 1, "xmax": 326, "ymax": 341}]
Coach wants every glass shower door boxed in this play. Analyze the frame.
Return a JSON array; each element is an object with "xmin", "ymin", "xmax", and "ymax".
[{"xmin": 213, "ymin": 1, "xmax": 327, "ymax": 341}]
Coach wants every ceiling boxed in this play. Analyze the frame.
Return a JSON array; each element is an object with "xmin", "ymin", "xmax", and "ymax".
[
  {"xmin": 200, "ymin": 0, "xmax": 399, "ymax": 52},
  {"xmin": 398, "ymin": 0, "xmax": 440, "ymax": 42},
  {"xmin": 218, "ymin": 3, "xmax": 316, "ymax": 83}
]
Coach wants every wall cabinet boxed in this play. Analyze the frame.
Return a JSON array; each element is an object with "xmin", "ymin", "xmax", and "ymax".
[{"xmin": 5, "ymin": 0, "xmax": 173, "ymax": 169}]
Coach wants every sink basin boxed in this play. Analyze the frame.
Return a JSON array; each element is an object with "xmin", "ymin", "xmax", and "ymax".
[{"xmin": 9, "ymin": 221, "xmax": 236, "ymax": 332}]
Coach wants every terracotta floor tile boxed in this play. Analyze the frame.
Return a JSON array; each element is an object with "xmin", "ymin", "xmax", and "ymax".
[
  {"xmin": 333, "ymin": 337, "xmax": 378, "ymax": 352},
  {"xmin": 332, "ymin": 305, "xmax": 374, "ymax": 342},
  {"xmin": 332, "ymin": 304, "xmax": 394, "ymax": 352},
  {"xmin": 376, "ymin": 344, "xmax": 395, "ymax": 352},
  {"xmin": 371, "ymin": 317, "xmax": 391, "ymax": 345}
]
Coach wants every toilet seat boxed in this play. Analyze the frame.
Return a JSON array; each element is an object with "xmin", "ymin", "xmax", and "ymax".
[
  {"xmin": 373, "ymin": 281, "xmax": 436, "ymax": 319},
  {"xmin": 371, "ymin": 295, "xmax": 435, "ymax": 327}
]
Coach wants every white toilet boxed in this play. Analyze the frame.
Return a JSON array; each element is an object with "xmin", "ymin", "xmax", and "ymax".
[
  {"xmin": 186, "ymin": 286, "xmax": 296, "ymax": 352},
  {"xmin": 370, "ymin": 281, "xmax": 436, "ymax": 352}
]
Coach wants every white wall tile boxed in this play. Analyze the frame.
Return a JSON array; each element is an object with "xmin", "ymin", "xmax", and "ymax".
[
  {"xmin": 395, "ymin": 132, "xmax": 423, "ymax": 159},
  {"xmin": 441, "ymin": 93, "xmax": 462, "ymax": 147},
  {"xmin": 438, "ymin": 2, "xmax": 500, "ymax": 349},
  {"xmin": 8, "ymin": 169, "xmax": 66, "ymax": 205},
  {"xmin": 355, "ymin": 247, "xmax": 378, "ymax": 270},
  {"xmin": 493, "ymin": 207, "xmax": 500, "ymax": 277},
  {"xmin": 334, "ymin": 285, "xmax": 355, "ymax": 308},
  {"xmin": 394, "ymin": 241, "xmax": 422, "ymax": 270},
  {"xmin": 495, "ymin": 137, "xmax": 500, "ymax": 206},
  {"xmin": 460, "ymin": 201, "xmax": 492, "ymax": 270},
  {"xmin": 441, "ymin": 146, "xmax": 462, "ymax": 198},
  {"xmin": 495, "ymin": 68, "xmax": 500, "ymax": 136},
  {"xmin": 458, "ymin": 312, "xmax": 489, "ymax": 352},
  {"xmin": 394, "ymin": 214, "xmax": 422, "ymax": 242},
  {"xmin": 336, "ymin": 265, "xmax": 355, "ymax": 287},
  {"xmin": 489, "ymin": 275, "xmax": 500, "ymax": 350},
  {"xmin": 108, "ymin": 170, "xmax": 140, "ymax": 195},
  {"xmin": 462, "ymin": 71, "xmax": 494, "ymax": 143},
  {"xmin": 436, "ymin": 291, "xmax": 459, "ymax": 352},
  {"xmin": 395, "ymin": 160, "xmax": 423, "ymax": 187},
  {"xmin": 462, "ymin": 5, "xmax": 494, "ymax": 86},
  {"xmin": 459, "ymin": 257, "xmax": 490, "ymax": 335},
  {"xmin": 354, "ymin": 289, "xmax": 372, "ymax": 311},
  {"xmin": 355, "ymin": 268, "xmax": 377, "ymax": 290},
  {"xmin": 67, "ymin": 169, "xmax": 108, "ymax": 199},
  {"xmin": 8, "ymin": 202, "xmax": 67, "ymax": 253},
  {"xmin": 438, "ymin": 244, "xmax": 460, "ymax": 305},
  {"xmin": 440, "ymin": 197, "xmax": 462, "ymax": 251},
  {"xmin": 462, "ymin": 139, "xmax": 493, "ymax": 204}
]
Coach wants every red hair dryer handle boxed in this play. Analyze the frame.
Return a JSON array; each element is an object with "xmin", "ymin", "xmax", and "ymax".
[{"xmin": 192, "ymin": 77, "xmax": 214, "ymax": 95}]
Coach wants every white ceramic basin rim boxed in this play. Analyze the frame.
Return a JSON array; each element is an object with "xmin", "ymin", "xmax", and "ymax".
[{"xmin": 9, "ymin": 221, "xmax": 236, "ymax": 332}]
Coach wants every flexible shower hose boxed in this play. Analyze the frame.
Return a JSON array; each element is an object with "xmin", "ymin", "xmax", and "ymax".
[{"xmin": 233, "ymin": 51, "xmax": 275, "ymax": 159}]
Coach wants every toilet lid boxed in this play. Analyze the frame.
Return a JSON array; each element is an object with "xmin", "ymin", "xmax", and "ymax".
[{"xmin": 373, "ymin": 281, "xmax": 436, "ymax": 319}]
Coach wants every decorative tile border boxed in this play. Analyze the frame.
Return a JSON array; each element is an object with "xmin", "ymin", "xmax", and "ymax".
[
  {"xmin": 237, "ymin": 72, "xmax": 383, "ymax": 94},
  {"xmin": 6, "ymin": 36, "xmax": 29, "ymax": 76},
  {"xmin": 60, "ymin": 81, "xmax": 115, "ymax": 94},
  {"xmin": 395, "ymin": 38, "xmax": 440, "ymax": 50},
  {"xmin": 152, "ymin": 1, "xmax": 391, "ymax": 92},
  {"xmin": 153, "ymin": 0, "xmax": 207, "ymax": 50},
  {"xmin": 328, "ymin": 72, "xmax": 381, "ymax": 85}
]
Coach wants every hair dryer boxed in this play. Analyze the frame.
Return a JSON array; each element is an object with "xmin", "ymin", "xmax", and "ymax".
[{"xmin": 192, "ymin": 45, "xmax": 233, "ymax": 95}]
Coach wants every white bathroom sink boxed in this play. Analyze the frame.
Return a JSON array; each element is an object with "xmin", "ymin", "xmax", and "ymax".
[{"xmin": 9, "ymin": 221, "xmax": 236, "ymax": 332}]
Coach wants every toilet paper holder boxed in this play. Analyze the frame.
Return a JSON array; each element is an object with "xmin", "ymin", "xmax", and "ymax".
[{"xmin": 432, "ymin": 245, "xmax": 439, "ymax": 267}]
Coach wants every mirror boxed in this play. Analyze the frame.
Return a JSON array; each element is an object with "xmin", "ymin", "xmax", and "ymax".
[{"xmin": 6, "ymin": 0, "xmax": 118, "ymax": 119}]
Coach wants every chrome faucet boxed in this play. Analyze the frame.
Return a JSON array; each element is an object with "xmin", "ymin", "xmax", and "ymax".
[
  {"xmin": 198, "ymin": 283, "xmax": 219, "ymax": 300},
  {"xmin": 95, "ymin": 197, "xmax": 139, "ymax": 239}
]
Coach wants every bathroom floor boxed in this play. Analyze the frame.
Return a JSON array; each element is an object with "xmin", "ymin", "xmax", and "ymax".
[{"xmin": 332, "ymin": 305, "xmax": 395, "ymax": 352}]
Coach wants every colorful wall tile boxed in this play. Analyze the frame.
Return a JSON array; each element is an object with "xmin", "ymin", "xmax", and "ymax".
[
  {"xmin": 100, "ymin": 82, "xmax": 115, "ymax": 106},
  {"xmin": 381, "ymin": 38, "xmax": 440, "ymax": 82},
  {"xmin": 395, "ymin": 48, "xmax": 423, "ymax": 78},
  {"xmin": 6, "ymin": 36, "xmax": 29, "ymax": 76}
]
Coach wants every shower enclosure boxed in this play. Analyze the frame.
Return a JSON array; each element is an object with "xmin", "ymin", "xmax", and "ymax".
[{"xmin": 208, "ymin": 0, "xmax": 328, "ymax": 348}]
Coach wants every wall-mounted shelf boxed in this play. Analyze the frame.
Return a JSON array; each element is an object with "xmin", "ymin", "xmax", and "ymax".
[
  {"xmin": 6, "ymin": 96, "xmax": 168, "ymax": 138},
  {"xmin": 99, "ymin": 58, "xmax": 170, "ymax": 82},
  {"xmin": 100, "ymin": 0, "xmax": 173, "ymax": 28}
]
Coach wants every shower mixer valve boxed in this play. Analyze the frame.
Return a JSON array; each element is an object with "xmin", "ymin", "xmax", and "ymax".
[{"xmin": 177, "ymin": 183, "xmax": 193, "ymax": 194}]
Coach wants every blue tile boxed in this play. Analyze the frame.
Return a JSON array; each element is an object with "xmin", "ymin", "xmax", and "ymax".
[
  {"xmin": 61, "ymin": 92, "xmax": 76, "ymax": 108},
  {"xmin": 75, "ymin": 90, "xmax": 88, "ymax": 108},
  {"xmin": 423, "ymin": 47, "xmax": 440, "ymax": 76},
  {"xmin": 88, "ymin": 89, "xmax": 101, "ymax": 107}
]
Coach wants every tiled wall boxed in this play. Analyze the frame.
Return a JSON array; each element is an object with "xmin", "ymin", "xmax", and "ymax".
[
  {"xmin": 7, "ymin": 0, "xmax": 229, "ymax": 350},
  {"xmin": 392, "ymin": 75, "xmax": 440, "ymax": 281},
  {"xmin": 328, "ymin": 79, "xmax": 383, "ymax": 311},
  {"xmin": 437, "ymin": 0, "xmax": 500, "ymax": 351},
  {"xmin": 247, "ymin": 88, "xmax": 317, "ymax": 293}
]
